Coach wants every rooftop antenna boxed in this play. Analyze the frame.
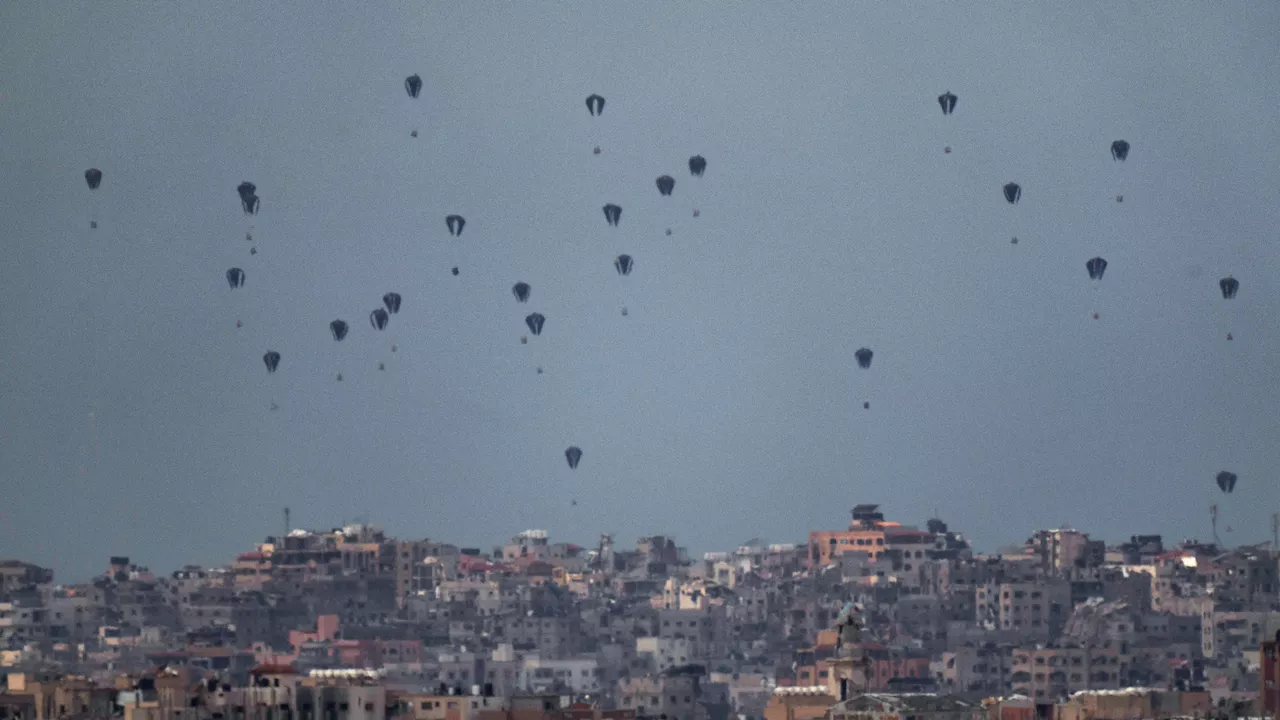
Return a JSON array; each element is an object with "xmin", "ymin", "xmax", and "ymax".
[
  {"xmin": 1271, "ymin": 512, "xmax": 1278, "ymax": 551},
  {"xmin": 284, "ymin": 507, "xmax": 291, "ymax": 537},
  {"xmin": 1210, "ymin": 504, "xmax": 1220, "ymax": 547}
]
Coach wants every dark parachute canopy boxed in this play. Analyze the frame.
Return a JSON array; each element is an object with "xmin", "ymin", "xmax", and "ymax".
[
  {"xmin": 263, "ymin": 351, "xmax": 280, "ymax": 373},
  {"xmin": 370, "ymin": 308, "xmax": 389, "ymax": 330},
  {"xmin": 656, "ymin": 175, "xmax": 675, "ymax": 196},
  {"xmin": 405, "ymin": 74, "xmax": 422, "ymax": 98},
  {"xmin": 688, "ymin": 155, "xmax": 707, "ymax": 177},
  {"xmin": 1111, "ymin": 140, "xmax": 1130, "ymax": 162},
  {"xmin": 1219, "ymin": 276, "xmax": 1239, "ymax": 299},
  {"xmin": 330, "ymin": 320, "xmax": 349, "ymax": 341},
  {"xmin": 84, "ymin": 168, "xmax": 103, "ymax": 190},
  {"xmin": 938, "ymin": 91, "xmax": 957, "ymax": 115},
  {"xmin": 525, "ymin": 312, "xmax": 545, "ymax": 336},
  {"xmin": 226, "ymin": 268, "xmax": 245, "ymax": 289},
  {"xmin": 237, "ymin": 182, "xmax": 260, "ymax": 215},
  {"xmin": 1003, "ymin": 182, "xmax": 1021, "ymax": 204},
  {"xmin": 512, "ymin": 282, "xmax": 531, "ymax": 303},
  {"xmin": 614, "ymin": 254, "xmax": 633, "ymax": 276},
  {"xmin": 446, "ymin": 215, "xmax": 465, "ymax": 237},
  {"xmin": 565, "ymin": 446, "xmax": 583, "ymax": 469},
  {"xmin": 585, "ymin": 94, "xmax": 605, "ymax": 116},
  {"xmin": 1086, "ymin": 257, "xmax": 1108, "ymax": 280},
  {"xmin": 383, "ymin": 292, "xmax": 402, "ymax": 314},
  {"xmin": 602, "ymin": 204, "xmax": 622, "ymax": 227},
  {"xmin": 1216, "ymin": 471, "xmax": 1237, "ymax": 494},
  {"xmin": 855, "ymin": 348, "xmax": 873, "ymax": 369}
]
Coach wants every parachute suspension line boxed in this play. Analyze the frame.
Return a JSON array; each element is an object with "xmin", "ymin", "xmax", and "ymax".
[{"xmin": 89, "ymin": 185, "xmax": 101, "ymax": 230}]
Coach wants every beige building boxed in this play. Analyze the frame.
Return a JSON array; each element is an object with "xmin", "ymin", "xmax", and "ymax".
[
  {"xmin": 392, "ymin": 691, "xmax": 504, "ymax": 720},
  {"xmin": 808, "ymin": 506, "xmax": 901, "ymax": 568},
  {"xmin": 1026, "ymin": 528, "xmax": 1105, "ymax": 572},
  {"xmin": 1054, "ymin": 688, "xmax": 1211, "ymax": 720},
  {"xmin": 1009, "ymin": 644, "xmax": 1132, "ymax": 701},
  {"xmin": 826, "ymin": 692, "xmax": 984, "ymax": 720},
  {"xmin": 5, "ymin": 672, "xmax": 116, "ymax": 720},
  {"xmin": 762, "ymin": 686, "xmax": 833, "ymax": 720},
  {"xmin": 976, "ymin": 580, "xmax": 1070, "ymax": 640},
  {"xmin": 931, "ymin": 644, "xmax": 1011, "ymax": 694}
]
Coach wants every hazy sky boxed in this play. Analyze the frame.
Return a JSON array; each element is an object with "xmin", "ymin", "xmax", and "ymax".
[{"xmin": 3, "ymin": 3, "xmax": 1279, "ymax": 582}]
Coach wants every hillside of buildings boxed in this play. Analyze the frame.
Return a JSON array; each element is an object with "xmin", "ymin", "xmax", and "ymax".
[{"xmin": 3, "ymin": 505, "xmax": 1280, "ymax": 720}]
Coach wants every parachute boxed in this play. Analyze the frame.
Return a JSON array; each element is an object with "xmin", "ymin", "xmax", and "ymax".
[
  {"xmin": 937, "ymin": 91, "xmax": 957, "ymax": 116},
  {"xmin": 383, "ymin": 292, "xmax": 402, "ymax": 314},
  {"xmin": 1216, "ymin": 471, "xmax": 1237, "ymax": 494},
  {"xmin": 405, "ymin": 74, "xmax": 422, "ymax": 98},
  {"xmin": 565, "ymin": 446, "xmax": 583, "ymax": 469},
  {"xmin": 513, "ymin": 282, "xmax": 531, "ymax": 303},
  {"xmin": 370, "ymin": 308, "xmax": 390, "ymax": 330},
  {"xmin": 585, "ymin": 94, "xmax": 605, "ymax": 116},
  {"xmin": 614, "ymin": 254, "xmax": 634, "ymax": 276},
  {"xmin": 226, "ymin": 268, "xmax": 245, "ymax": 289},
  {"xmin": 656, "ymin": 176, "xmax": 675, "ymax": 196},
  {"xmin": 855, "ymin": 348, "xmax": 873, "ymax": 369},
  {"xmin": 446, "ymin": 215, "xmax": 465, "ymax": 237},
  {"xmin": 1003, "ymin": 183, "xmax": 1021, "ymax": 205},
  {"xmin": 237, "ymin": 182, "xmax": 260, "ymax": 215},
  {"xmin": 330, "ymin": 320, "xmax": 349, "ymax": 341},
  {"xmin": 1219, "ymin": 277, "xmax": 1239, "ymax": 299},
  {"xmin": 263, "ymin": 351, "xmax": 280, "ymax": 373},
  {"xmin": 1086, "ymin": 257, "xmax": 1108, "ymax": 281},
  {"xmin": 688, "ymin": 156, "xmax": 707, "ymax": 177},
  {"xmin": 603, "ymin": 204, "xmax": 622, "ymax": 227},
  {"xmin": 525, "ymin": 313, "xmax": 545, "ymax": 336},
  {"xmin": 1111, "ymin": 140, "xmax": 1130, "ymax": 162}
]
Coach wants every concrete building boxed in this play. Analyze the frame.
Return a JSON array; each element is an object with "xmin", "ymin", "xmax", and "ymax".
[{"xmin": 808, "ymin": 506, "xmax": 903, "ymax": 569}]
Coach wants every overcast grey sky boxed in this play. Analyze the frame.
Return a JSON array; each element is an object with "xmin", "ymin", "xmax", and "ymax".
[{"xmin": 3, "ymin": 3, "xmax": 1279, "ymax": 582}]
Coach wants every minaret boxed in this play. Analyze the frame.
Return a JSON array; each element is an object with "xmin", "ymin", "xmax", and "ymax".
[{"xmin": 828, "ymin": 605, "xmax": 869, "ymax": 700}]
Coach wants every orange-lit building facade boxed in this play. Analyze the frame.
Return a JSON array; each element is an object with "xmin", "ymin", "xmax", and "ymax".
[{"xmin": 808, "ymin": 505, "xmax": 902, "ymax": 568}]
